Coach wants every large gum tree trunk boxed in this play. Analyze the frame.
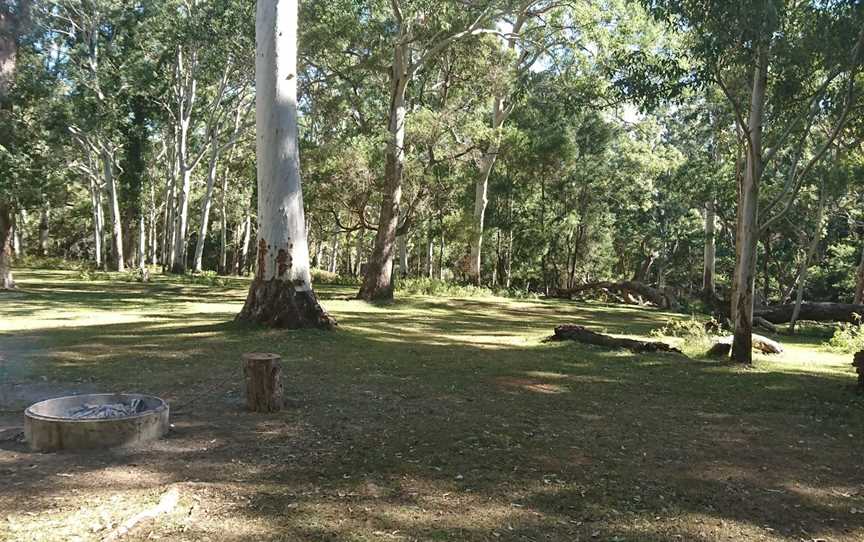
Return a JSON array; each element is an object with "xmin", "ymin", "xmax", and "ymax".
[
  {"xmin": 358, "ymin": 47, "xmax": 409, "ymax": 301},
  {"xmin": 237, "ymin": 0, "xmax": 333, "ymax": 329},
  {"xmin": 730, "ymin": 44, "xmax": 768, "ymax": 364},
  {"xmin": 88, "ymin": 176, "xmax": 104, "ymax": 268}
]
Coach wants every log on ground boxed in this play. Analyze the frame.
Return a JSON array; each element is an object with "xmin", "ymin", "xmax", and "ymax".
[
  {"xmin": 553, "ymin": 281, "xmax": 678, "ymax": 310},
  {"xmin": 550, "ymin": 325, "xmax": 684, "ymax": 355},
  {"xmin": 712, "ymin": 334, "xmax": 783, "ymax": 355},
  {"xmin": 755, "ymin": 303, "xmax": 864, "ymax": 324}
]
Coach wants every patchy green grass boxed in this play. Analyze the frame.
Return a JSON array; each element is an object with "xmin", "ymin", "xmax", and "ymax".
[{"xmin": 1, "ymin": 268, "xmax": 863, "ymax": 542}]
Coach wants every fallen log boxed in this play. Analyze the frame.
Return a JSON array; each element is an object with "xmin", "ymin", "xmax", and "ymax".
[
  {"xmin": 553, "ymin": 281, "xmax": 678, "ymax": 310},
  {"xmin": 754, "ymin": 302, "xmax": 864, "ymax": 324},
  {"xmin": 550, "ymin": 325, "xmax": 684, "ymax": 355},
  {"xmin": 753, "ymin": 316, "xmax": 779, "ymax": 333},
  {"xmin": 710, "ymin": 334, "xmax": 784, "ymax": 356}
]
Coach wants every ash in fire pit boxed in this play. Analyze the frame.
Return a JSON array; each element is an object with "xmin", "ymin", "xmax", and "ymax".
[
  {"xmin": 25, "ymin": 393, "xmax": 169, "ymax": 451},
  {"xmin": 69, "ymin": 398, "xmax": 146, "ymax": 419}
]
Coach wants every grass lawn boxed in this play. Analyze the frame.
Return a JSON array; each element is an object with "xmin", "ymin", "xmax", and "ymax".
[{"xmin": 1, "ymin": 268, "xmax": 863, "ymax": 542}]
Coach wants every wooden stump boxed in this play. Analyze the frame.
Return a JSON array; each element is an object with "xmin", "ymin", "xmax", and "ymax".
[{"xmin": 242, "ymin": 353, "xmax": 283, "ymax": 412}]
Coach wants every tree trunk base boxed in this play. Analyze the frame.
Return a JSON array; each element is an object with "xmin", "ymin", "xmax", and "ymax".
[
  {"xmin": 237, "ymin": 279, "xmax": 335, "ymax": 329},
  {"xmin": 357, "ymin": 280, "xmax": 394, "ymax": 302}
]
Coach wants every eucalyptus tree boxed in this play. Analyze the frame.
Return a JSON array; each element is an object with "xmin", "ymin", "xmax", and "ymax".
[
  {"xmin": 634, "ymin": 0, "xmax": 864, "ymax": 363},
  {"xmin": 236, "ymin": 0, "xmax": 333, "ymax": 328},
  {"xmin": 357, "ymin": 0, "xmax": 511, "ymax": 300},
  {"xmin": 0, "ymin": 0, "xmax": 31, "ymax": 289}
]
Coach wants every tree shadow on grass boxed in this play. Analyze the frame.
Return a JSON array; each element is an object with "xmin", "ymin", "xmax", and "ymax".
[{"xmin": 1, "ymin": 273, "xmax": 863, "ymax": 540}]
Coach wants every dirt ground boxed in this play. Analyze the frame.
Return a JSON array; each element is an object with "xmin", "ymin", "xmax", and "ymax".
[{"xmin": 1, "ymin": 270, "xmax": 863, "ymax": 541}]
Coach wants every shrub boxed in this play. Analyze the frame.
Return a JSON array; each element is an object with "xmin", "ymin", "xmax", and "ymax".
[{"xmin": 826, "ymin": 315, "xmax": 864, "ymax": 353}]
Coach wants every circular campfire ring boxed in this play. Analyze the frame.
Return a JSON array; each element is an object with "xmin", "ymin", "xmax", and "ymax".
[{"xmin": 24, "ymin": 393, "xmax": 169, "ymax": 452}]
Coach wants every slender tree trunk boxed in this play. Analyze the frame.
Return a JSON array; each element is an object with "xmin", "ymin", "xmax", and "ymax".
[
  {"xmin": 0, "ymin": 204, "xmax": 14, "ymax": 289},
  {"xmin": 38, "ymin": 206, "xmax": 49, "ymax": 256},
  {"xmin": 358, "ymin": 42, "xmax": 409, "ymax": 301},
  {"xmin": 218, "ymin": 167, "xmax": 228, "ymax": 274},
  {"xmin": 138, "ymin": 214, "xmax": 146, "ymax": 270},
  {"xmin": 15, "ymin": 210, "xmax": 26, "ymax": 256},
  {"xmin": 102, "ymin": 147, "xmax": 125, "ymax": 272},
  {"xmin": 468, "ymin": 141, "xmax": 499, "ymax": 285},
  {"xmin": 703, "ymin": 199, "xmax": 716, "ymax": 301},
  {"xmin": 354, "ymin": 231, "xmax": 364, "ymax": 277},
  {"xmin": 11, "ymin": 215, "xmax": 20, "ymax": 255},
  {"xmin": 505, "ymin": 229, "xmax": 513, "ymax": 288},
  {"xmin": 237, "ymin": 0, "xmax": 333, "ymax": 328},
  {"xmin": 854, "ymin": 242, "xmax": 864, "ymax": 305},
  {"xmin": 397, "ymin": 234, "xmax": 408, "ymax": 278},
  {"xmin": 88, "ymin": 176, "xmax": 104, "ymax": 268},
  {"xmin": 789, "ymin": 185, "xmax": 827, "ymax": 332},
  {"xmin": 238, "ymin": 211, "xmax": 251, "ymax": 276},
  {"xmin": 426, "ymin": 235, "xmax": 434, "ymax": 279},
  {"xmin": 328, "ymin": 230, "xmax": 340, "ymax": 274},
  {"xmin": 730, "ymin": 44, "xmax": 768, "ymax": 364},
  {"xmin": 438, "ymin": 231, "xmax": 445, "ymax": 280},
  {"xmin": 193, "ymin": 131, "xmax": 220, "ymax": 273},
  {"xmin": 148, "ymin": 182, "xmax": 158, "ymax": 265}
]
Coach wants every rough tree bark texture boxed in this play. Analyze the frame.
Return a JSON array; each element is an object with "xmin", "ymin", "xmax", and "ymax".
[
  {"xmin": 242, "ymin": 353, "xmax": 283, "ymax": 412},
  {"xmin": 358, "ymin": 41, "xmax": 409, "ymax": 301},
  {"xmin": 730, "ymin": 44, "xmax": 768, "ymax": 365},
  {"xmin": 236, "ymin": 0, "xmax": 333, "ymax": 329}
]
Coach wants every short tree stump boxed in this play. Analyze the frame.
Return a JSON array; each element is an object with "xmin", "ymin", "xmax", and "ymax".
[{"xmin": 242, "ymin": 353, "xmax": 283, "ymax": 412}]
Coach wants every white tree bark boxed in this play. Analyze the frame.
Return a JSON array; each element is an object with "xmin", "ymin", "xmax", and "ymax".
[
  {"xmin": 88, "ymin": 175, "xmax": 104, "ymax": 268},
  {"xmin": 237, "ymin": 0, "xmax": 332, "ymax": 328},
  {"xmin": 729, "ymin": 43, "xmax": 768, "ymax": 364},
  {"xmin": 192, "ymin": 130, "xmax": 220, "ymax": 273},
  {"xmin": 397, "ymin": 234, "xmax": 409, "ymax": 278},
  {"xmin": 102, "ymin": 147, "xmax": 124, "ymax": 272}
]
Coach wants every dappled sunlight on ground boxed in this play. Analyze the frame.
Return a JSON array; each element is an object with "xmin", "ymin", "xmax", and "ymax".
[{"xmin": 0, "ymin": 269, "xmax": 862, "ymax": 541}]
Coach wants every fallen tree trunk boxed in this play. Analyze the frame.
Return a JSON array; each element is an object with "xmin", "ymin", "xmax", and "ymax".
[
  {"xmin": 708, "ymin": 334, "xmax": 783, "ymax": 358},
  {"xmin": 553, "ymin": 281, "xmax": 678, "ymax": 310},
  {"xmin": 550, "ymin": 325, "xmax": 684, "ymax": 355},
  {"xmin": 754, "ymin": 302, "xmax": 864, "ymax": 324}
]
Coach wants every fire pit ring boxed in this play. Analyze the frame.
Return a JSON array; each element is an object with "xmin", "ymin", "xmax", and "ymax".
[{"xmin": 24, "ymin": 393, "xmax": 169, "ymax": 452}]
